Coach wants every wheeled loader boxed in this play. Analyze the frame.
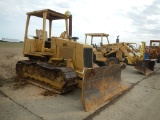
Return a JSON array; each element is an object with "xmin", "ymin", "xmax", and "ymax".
[
  {"xmin": 16, "ymin": 9, "xmax": 126, "ymax": 111},
  {"xmin": 85, "ymin": 33, "xmax": 155, "ymax": 75}
]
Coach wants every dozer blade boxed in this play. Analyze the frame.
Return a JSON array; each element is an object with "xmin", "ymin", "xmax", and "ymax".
[
  {"xmin": 134, "ymin": 60, "xmax": 156, "ymax": 76},
  {"xmin": 82, "ymin": 64, "xmax": 126, "ymax": 111}
]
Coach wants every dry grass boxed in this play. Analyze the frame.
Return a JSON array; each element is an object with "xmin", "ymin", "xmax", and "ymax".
[{"xmin": 0, "ymin": 42, "xmax": 27, "ymax": 81}]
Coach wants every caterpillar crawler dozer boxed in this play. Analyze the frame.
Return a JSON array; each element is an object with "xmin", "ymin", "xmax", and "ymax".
[
  {"xmin": 85, "ymin": 33, "xmax": 155, "ymax": 75},
  {"xmin": 16, "ymin": 9, "xmax": 126, "ymax": 111}
]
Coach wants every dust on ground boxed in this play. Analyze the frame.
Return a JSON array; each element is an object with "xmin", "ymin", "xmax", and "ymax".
[
  {"xmin": 41, "ymin": 90, "xmax": 58, "ymax": 96},
  {"xmin": 12, "ymin": 77, "xmax": 28, "ymax": 90}
]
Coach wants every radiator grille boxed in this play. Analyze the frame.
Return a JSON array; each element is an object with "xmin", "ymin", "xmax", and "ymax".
[{"xmin": 84, "ymin": 48, "xmax": 92, "ymax": 68}]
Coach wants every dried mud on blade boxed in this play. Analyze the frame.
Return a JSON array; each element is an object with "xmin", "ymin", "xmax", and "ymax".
[
  {"xmin": 82, "ymin": 65, "xmax": 126, "ymax": 111},
  {"xmin": 134, "ymin": 60, "xmax": 155, "ymax": 76}
]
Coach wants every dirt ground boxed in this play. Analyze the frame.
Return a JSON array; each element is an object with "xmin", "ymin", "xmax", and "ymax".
[{"xmin": 0, "ymin": 42, "xmax": 26, "ymax": 84}]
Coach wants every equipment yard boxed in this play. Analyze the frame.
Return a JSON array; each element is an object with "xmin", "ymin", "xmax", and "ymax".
[{"xmin": 0, "ymin": 42, "xmax": 160, "ymax": 120}]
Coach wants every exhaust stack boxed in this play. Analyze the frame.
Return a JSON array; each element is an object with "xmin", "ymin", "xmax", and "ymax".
[
  {"xmin": 116, "ymin": 35, "xmax": 119, "ymax": 43},
  {"xmin": 69, "ymin": 15, "xmax": 72, "ymax": 38}
]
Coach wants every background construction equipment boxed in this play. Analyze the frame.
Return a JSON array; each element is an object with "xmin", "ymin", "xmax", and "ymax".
[
  {"xmin": 147, "ymin": 40, "xmax": 160, "ymax": 63},
  {"xmin": 85, "ymin": 33, "xmax": 155, "ymax": 75}
]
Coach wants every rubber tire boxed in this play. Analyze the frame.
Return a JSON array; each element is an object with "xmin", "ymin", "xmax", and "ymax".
[
  {"xmin": 157, "ymin": 54, "xmax": 160, "ymax": 63},
  {"xmin": 105, "ymin": 57, "xmax": 119, "ymax": 66}
]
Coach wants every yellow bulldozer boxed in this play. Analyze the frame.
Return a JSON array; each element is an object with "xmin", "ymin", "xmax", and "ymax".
[
  {"xmin": 85, "ymin": 33, "xmax": 155, "ymax": 75},
  {"xmin": 16, "ymin": 9, "xmax": 126, "ymax": 111}
]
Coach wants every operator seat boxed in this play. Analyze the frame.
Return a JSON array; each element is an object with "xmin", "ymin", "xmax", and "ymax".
[
  {"xmin": 36, "ymin": 29, "xmax": 47, "ymax": 40},
  {"xmin": 36, "ymin": 29, "xmax": 51, "ymax": 48}
]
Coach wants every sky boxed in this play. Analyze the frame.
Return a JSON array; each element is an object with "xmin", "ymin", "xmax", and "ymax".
[{"xmin": 0, "ymin": 0, "xmax": 160, "ymax": 45}]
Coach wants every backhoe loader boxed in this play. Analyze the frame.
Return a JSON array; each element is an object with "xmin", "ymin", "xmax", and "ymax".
[
  {"xmin": 85, "ymin": 33, "xmax": 155, "ymax": 75},
  {"xmin": 16, "ymin": 9, "xmax": 126, "ymax": 111}
]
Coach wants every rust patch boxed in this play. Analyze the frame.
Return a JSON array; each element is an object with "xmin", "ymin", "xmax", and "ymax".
[{"xmin": 82, "ymin": 64, "xmax": 126, "ymax": 111}]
